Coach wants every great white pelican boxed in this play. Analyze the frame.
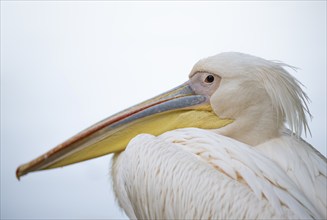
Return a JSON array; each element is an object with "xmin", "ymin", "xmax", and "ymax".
[{"xmin": 17, "ymin": 52, "xmax": 326, "ymax": 219}]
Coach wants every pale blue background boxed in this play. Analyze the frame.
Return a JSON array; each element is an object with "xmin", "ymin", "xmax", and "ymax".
[{"xmin": 1, "ymin": 1, "xmax": 326, "ymax": 219}]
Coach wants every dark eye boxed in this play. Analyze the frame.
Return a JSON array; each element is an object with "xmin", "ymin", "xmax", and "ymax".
[{"xmin": 204, "ymin": 74, "xmax": 215, "ymax": 83}]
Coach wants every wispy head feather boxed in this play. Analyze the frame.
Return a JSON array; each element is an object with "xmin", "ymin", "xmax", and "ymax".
[{"xmin": 257, "ymin": 61, "xmax": 312, "ymax": 137}]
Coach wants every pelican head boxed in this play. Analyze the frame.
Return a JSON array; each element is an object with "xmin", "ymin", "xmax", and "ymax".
[
  {"xmin": 191, "ymin": 52, "xmax": 310, "ymax": 145},
  {"xmin": 16, "ymin": 52, "xmax": 310, "ymax": 178}
]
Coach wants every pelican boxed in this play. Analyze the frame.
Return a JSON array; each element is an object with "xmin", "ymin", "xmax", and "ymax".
[{"xmin": 17, "ymin": 52, "xmax": 326, "ymax": 219}]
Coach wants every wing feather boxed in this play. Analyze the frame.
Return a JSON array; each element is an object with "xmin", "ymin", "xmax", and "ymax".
[
  {"xmin": 256, "ymin": 130, "xmax": 327, "ymax": 218},
  {"xmin": 160, "ymin": 128, "xmax": 322, "ymax": 218},
  {"xmin": 112, "ymin": 128, "xmax": 324, "ymax": 219}
]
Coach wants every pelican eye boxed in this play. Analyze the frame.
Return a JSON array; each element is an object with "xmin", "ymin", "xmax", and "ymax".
[{"xmin": 204, "ymin": 74, "xmax": 215, "ymax": 83}]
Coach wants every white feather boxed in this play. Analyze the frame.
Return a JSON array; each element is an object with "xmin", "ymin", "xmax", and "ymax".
[
  {"xmin": 256, "ymin": 129, "xmax": 327, "ymax": 218},
  {"xmin": 112, "ymin": 128, "xmax": 323, "ymax": 219}
]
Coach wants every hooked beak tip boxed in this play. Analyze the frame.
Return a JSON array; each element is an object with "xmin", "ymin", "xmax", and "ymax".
[{"xmin": 16, "ymin": 167, "xmax": 22, "ymax": 181}]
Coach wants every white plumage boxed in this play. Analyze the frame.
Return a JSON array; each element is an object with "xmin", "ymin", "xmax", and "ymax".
[
  {"xmin": 111, "ymin": 52, "xmax": 326, "ymax": 219},
  {"xmin": 113, "ymin": 129, "xmax": 326, "ymax": 219}
]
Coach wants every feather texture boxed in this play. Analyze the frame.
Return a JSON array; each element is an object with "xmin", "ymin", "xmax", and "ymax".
[{"xmin": 112, "ymin": 128, "xmax": 325, "ymax": 219}]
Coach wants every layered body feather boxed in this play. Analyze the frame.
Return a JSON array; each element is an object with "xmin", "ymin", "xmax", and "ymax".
[{"xmin": 112, "ymin": 128, "xmax": 326, "ymax": 219}]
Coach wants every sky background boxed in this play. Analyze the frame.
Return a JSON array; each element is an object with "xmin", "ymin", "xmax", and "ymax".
[{"xmin": 1, "ymin": 1, "xmax": 326, "ymax": 219}]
